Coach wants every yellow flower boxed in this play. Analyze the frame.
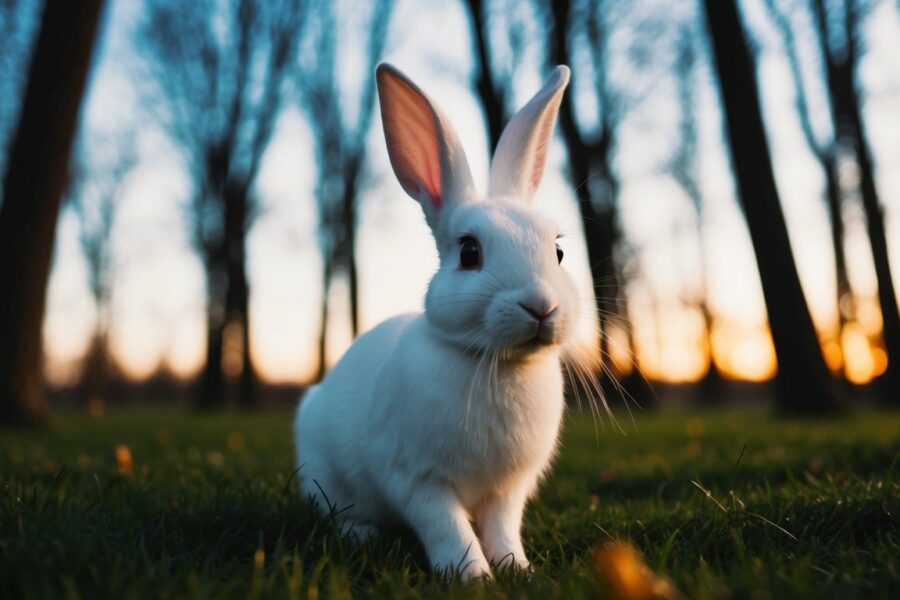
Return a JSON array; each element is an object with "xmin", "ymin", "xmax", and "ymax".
[
  {"xmin": 114, "ymin": 444, "xmax": 133, "ymax": 476},
  {"xmin": 594, "ymin": 541, "xmax": 679, "ymax": 600},
  {"xmin": 226, "ymin": 432, "xmax": 246, "ymax": 451},
  {"xmin": 87, "ymin": 398, "xmax": 106, "ymax": 419}
]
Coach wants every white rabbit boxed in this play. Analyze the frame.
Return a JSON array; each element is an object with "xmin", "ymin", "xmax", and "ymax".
[{"xmin": 295, "ymin": 63, "xmax": 577, "ymax": 581}]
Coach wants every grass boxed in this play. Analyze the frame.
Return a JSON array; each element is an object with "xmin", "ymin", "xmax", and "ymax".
[{"xmin": 1, "ymin": 406, "xmax": 898, "ymax": 598}]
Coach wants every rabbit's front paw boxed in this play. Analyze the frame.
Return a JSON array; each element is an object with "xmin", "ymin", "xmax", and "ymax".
[
  {"xmin": 402, "ymin": 486, "xmax": 492, "ymax": 582},
  {"xmin": 428, "ymin": 537, "xmax": 492, "ymax": 582},
  {"xmin": 477, "ymin": 491, "xmax": 530, "ymax": 572},
  {"xmin": 433, "ymin": 551, "xmax": 491, "ymax": 582},
  {"xmin": 490, "ymin": 552, "xmax": 531, "ymax": 572},
  {"xmin": 459, "ymin": 556, "xmax": 492, "ymax": 582}
]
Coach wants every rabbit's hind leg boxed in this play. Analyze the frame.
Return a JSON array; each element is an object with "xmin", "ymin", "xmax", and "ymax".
[{"xmin": 297, "ymin": 445, "xmax": 346, "ymax": 514}]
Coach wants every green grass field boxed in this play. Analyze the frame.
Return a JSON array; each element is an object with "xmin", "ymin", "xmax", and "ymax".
[{"xmin": 1, "ymin": 407, "xmax": 898, "ymax": 598}]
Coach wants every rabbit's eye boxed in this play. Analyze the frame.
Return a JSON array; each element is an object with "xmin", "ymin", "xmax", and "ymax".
[
  {"xmin": 459, "ymin": 236, "xmax": 481, "ymax": 270},
  {"xmin": 556, "ymin": 243, "xmax": 564, "ymax": 264}
]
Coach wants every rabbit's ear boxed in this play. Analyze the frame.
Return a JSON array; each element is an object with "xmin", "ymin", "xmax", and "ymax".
[
  {"xmin": 377, "ymin": 64, "xmax": 475, "ymax": 231},
  {"xmin": 488, "ymin": 66, "xmax": 570, "ymax": 203}
]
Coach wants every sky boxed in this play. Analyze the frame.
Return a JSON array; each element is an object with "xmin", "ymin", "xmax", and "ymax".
[{"xmin": 38, "ymin": 0, "xmax": 900, "ymax": 386}]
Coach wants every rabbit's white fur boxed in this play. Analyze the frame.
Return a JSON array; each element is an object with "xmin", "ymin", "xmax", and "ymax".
[{"xmin": 295, "ymin": 64, "xmax": 574, "ymax": 580}]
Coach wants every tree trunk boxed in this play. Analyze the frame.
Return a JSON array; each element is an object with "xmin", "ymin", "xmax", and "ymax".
[
  {"xmin": 848, "ymin": 100, "xmax": 900, "ymax": 400},
  {"xmin": 0, "ymin": 0, "xmax": 105, "ymax": 427},
  {"xmin": 197, "ymin": 182, "xmax": 257, "ymax": 410},
  {"xmin": 544, "ymin": 0, "xmax": 652, "ymax": 407},
  {"xmin": 79, "ymin": 267, "xmax": 114, "ymax": 406},
  {"xmin": 226, "ymin": 182, "xmax": 256, "ymax": 408},
  {"xmin": 197, "ymin": 263, "xmax": 228, "ymax": 409},
  {"xmin": 693, "ymin": 210, "xmax": 725, "ymax": 405},
  {"xmin": 546, "ymin": 0, "xmax": 611, "ymax": 342},
  {"xmin": 199, "ymin": 319, "xmax": 226, "ymax": 409},
  {"xmin": 702, "ymin": 0, "xmax": 837, "ymax": 414},
  {"xmin": 763, "ymin": 0, "xmax": 853, "ymax": 368},
  {"xmin": 316, "ymin": 261, "xmax": 333, "ymax": 382},
  {"xmin": 822, "ymin": 153, "xmax": 854, "ymax": 329},
  {"xmin": 78, "ymin": 332, "xmax": 109, "ymax": 405},
  {"xmin": 342, "ymin": 159, "xmax": 361, "ymax": 337},
  {"xmin": 820, "ymin": 152, "xmax": 853, "ymax": 395},
  {"xmin": 697, "ymin": 301, "xmax": 725, "ymax": 405},
  {"xmin": 813, "ymin": 0, "xmax": 900, "ymax": 400},
  {"xmin": 232, "ymin": 257, "xmax": 256, "ymax": 408},
  {"xmin": 464, "ymin": 0, "xmax": 505, "ymax": 153}
]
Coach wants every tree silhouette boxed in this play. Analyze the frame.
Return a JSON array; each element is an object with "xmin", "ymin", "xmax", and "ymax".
[
  {"xmin": 540, "ymin": 0, "xmax": 654, "ymax": 405},
  {"xmin": 463, "ymin": 0, "xmax": 517, "ymax": 153},
  {"xmin": 702, "ymin": 0, "xmax": 838, "ymax": 414},
  {"xmin": 669, "ymin": 21, "xmax": 725, "ymax": 404},
  {"xmin": 298, "ymin": 0, "xmax": 393, "ymax": 380},
  {"xmin": 0, "ymin": 0, "xmax": 106, "ymax": 426},
  {"xmin": 810, "ymin": 0, "xmax": 900, "ymax": 401},
  {"xmin": 68, "ymin": 135, "xmax": 135, "ymax": 405},
  {"xmin": 139, "ymin": 0, "xmax": 305, "ymax": 407},
  {"xmin": 764, "ymin": 0, "xmax": 854, "ymax": 378}
]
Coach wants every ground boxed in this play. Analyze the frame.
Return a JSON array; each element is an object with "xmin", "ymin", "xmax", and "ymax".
[{"xmin": 1, "ymin": 407, "xmax": 897, "ymax": 598}]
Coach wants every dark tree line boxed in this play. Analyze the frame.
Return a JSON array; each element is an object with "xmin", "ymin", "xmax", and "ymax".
[{"xmin": 1, "ymin": 0, "xmax": 897, "ymax": 425}]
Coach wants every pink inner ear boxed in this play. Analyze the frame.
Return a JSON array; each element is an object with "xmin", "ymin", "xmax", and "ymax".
[
  {"xmin": 378, "ymin": 71, "xmax": 443, "ymax": 210},
  {"xmin": 527, "ymin": 102, "xmax": 560, "ymax": 195},
  {"xmin": 488, "ymin": 66, "xmax": 569, "ymax": 202},
  {"xmin": 397, "ymin": 175, "xmax": 441, "ymax": 209}
]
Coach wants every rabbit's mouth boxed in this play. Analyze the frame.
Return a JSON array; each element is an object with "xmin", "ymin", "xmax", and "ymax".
[
  {"xmin": 500, "ymin": 314, "xmax": 560, "ymax": 351},
  {"xmin": 522, "ymin": 338, "xmax": 553, "ymax": 351},
  {"xmin": 518, "ymin": 328, "xmax": 559, "ymax": 351}
]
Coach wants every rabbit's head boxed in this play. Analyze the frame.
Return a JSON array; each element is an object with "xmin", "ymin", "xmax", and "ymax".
[{"xmin": 377, "ymin": 64, "xmax": 577, "ymax": 358}]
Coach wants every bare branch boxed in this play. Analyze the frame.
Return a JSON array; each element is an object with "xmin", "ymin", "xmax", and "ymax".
[{"xmin": 763, "ymin": 0, "xmax": 828, "ymax": 160}]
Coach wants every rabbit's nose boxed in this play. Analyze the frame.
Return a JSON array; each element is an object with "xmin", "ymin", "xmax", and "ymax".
[{"xmin": 519, "ymin": 302, "xmax": 557, "ymax": 323}]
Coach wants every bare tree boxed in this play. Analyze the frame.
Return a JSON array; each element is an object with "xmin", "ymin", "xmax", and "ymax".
[
  {"xmin": 538, "ymin": 0, "xmax": 655, "ymax": 404},
  {"xmin": 68, "ymin": 135, "xmax": 135, "ymax": 404},
  {"xmin": 669, "ymin": 21, "xmax": 725, "ymax": 404},
  {"xmin": 462, "ymin": 0, "xmax": 651, "ymax": 405},
  {"xmin": 810, "ymin": 0, "xmax": 900, "ymax": 401},
  {"xmin": 0, "ymin": 0, "xmax": 106, "ymax": 426},
  {"xmin": 298, "ymin": 0, "xmax": 393, "ymax": 380},
  {"xmin": 138, "ymin": 0, "xmax": 305, "ymax": 408},
  {"xmin": 702, "ymin": 0, "xmax": 838, "ymax": 414},
  {"xmin": 465, "ymin": 0, "xmax": 512, "ymax": 155},
  {"xmin": 764, "ymin": 0, "xmax": 854, "ymax": 380}
]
